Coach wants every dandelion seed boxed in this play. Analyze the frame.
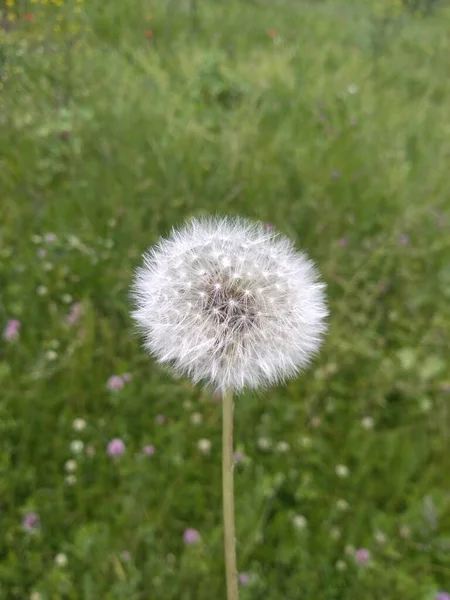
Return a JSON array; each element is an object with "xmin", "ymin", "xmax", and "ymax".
[
  {"xmin": 183, "ymin": 528, "xmax": 200, "ymax": 545},
  {"xmin": 107, "ymin": 438, "xmax": 126, "ymax": 456},
  {"xmin": 131, "ymin": 216, "xmax": 327, "ymax": 395},
  {"xmin": 23, "ymin": 512, "xmax": 40, "ymax": 533},
  {"xmin": 3, "ymin": 319, "xmax": 21, "ymax": 341}
]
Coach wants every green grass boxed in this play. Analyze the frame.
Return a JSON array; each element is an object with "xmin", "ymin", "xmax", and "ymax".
[{"xmin": 1, "ymin": 0, "xmax": 450, "ymax": 598}]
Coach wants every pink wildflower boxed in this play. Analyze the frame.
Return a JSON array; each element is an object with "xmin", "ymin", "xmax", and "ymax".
[
  {"xmin": 354, "ymin": 548, "xmax": 371, "ymax": 565},
  {"xmin": 23, "ymin": 512, "xmax": 40, "ymax": 532},
  {"xmin": 107, "ymin": 438, "xmax": 126, "ymax": 457},
  {"xmin": 66, "ymin": 303, "xmax": 83, "ymax": 326},
  {"xmin": 183, "ymin": 528, "xmax": 200, "ymax": 545},
  {"xmin": 239, "ymin": 573, "xmax": 250, "ymax": 586},
  {"xmin": 234, "ymin": 451, "xmax": 244, "ymax": 464},
  {"xmin": 122, "ymin": 372, "xmax": 132, "ymax": 383},
  {"xmin": 143, "ymin": 445, "xmax": 155, "ymax": 456},
  {"xmin": 107, "ymin": 375, "xmax": 124, "ymax": 391},
  {"xmin": 3, "ymin": 319, "xmax": 21, "ymax": 341}
]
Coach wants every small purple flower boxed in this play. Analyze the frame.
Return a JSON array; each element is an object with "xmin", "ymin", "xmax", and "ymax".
[
  {"xmin": 183, "ymin": 528, "xmax": 200, "ymax": 545},
  {"xmin": 338, "ymin": 237, "xmax": 348, "ymax": 248},
  {"xmin": 122, "ymin": 372, "xmax": 132, "ymax": 383},
  {"xmin": 398, "ymin": 234, "xmax": 409, "ymax": 245},
  {"xmin": 436, "ymin": 593, "xmax": 450, "ymax": 600},
  {"xmin": 121, "ymin": 551, "xmax": 132, "ymax": 561},
  {"xmin": 107, "ymin": 375, "xmax": 124, "ymax": 391},
  {"xmin": 44, "ymin": 232, "xmax": 57, "ymax": 243},
  {"xmin": 354, "ymin": 548, "xmax": 371, "ymax": 565},
  {"xmin": 234, "ymin": 451, "xmax": 244, "ymax": 464},
  {"xmin": 37, "ymin": 248, "xmax": 47, "ymax": 258},
  {"xmin": 3, "ymin": 319, "xmax": 21, "ymax": 341},
  {"xmin": 107, "ymin": 438, "xmax": 126, "ymax": 457},
  {"xmin": 143, "ymin": 444, "xmax": 155, "ymax": 456},
  {"xmin": 239, "ymin": 573, "xmax": 250, "ymax": 586},
  {"xmin": 23, "ymin": 512, "xmax": 40, "ymax": 532},
  {"xmin": 66, "ymin": 303, "xmax": 83, "ymax": 326},
  {"xmin": 155, "ymin": 414, "xmax": 166, "ymax": 424}
]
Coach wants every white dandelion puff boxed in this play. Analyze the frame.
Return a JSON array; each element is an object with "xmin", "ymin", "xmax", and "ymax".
[{"xmin": 131, "ymin": 216, "xmax": 327, "ymax": 394}]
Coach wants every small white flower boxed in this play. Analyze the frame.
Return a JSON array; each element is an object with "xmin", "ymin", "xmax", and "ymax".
[
  {"xmin": 61, "ymin": 293, "xmax": 73, "ymax": 304},
  {"xmin": 344, "ymin": 544, "xmax": 355, "ymax": 556},
  {"xmin": 190, "ymin": 412, "xmax": 203, "ymax": 425},
  {"xmin": 65, "ymin": 459, "xmax": 77, "ymax": 473},
  {"xmin": 361, "ymin": 416, "xmax": 374, "ymax": 430},
  {"xmin": 43, "ymin": 262, "xmax": 53, "ymax": 272},
  {"xmin": 292, "ymin": 514, "xmax": 307, "ymax": 529},
  {"xmin": 399, "ymin": 524, "xmax": 411, "ymax": 539},
  {"xmin": 299, "ymin": 436, "xmax": 312, "ymax": 448},
  {"xmin": 30, "ymin": 593, "xmax": 43, "ymax": 600},
  {"xmin": 131, "ymin": 216, "xmax": 327, "ymax": 394},
  {"xmin": 197, "ymin": 439, "xmax": 211, "ymax": 454},
  {"xmin": 335, "ymin": 464, "xmax": 350, "ymax": 478},
  {"xmin": 335, "ymin": 560, "xmax": 347, "ymax": 572},
  {"xmin": 70, "ymin": 440, "xmax": 84, "ymax": 454},
  {"xmin": 183, "ymin": 400, "xmax": 193, "ymax": 410},
  {"xmin": 37, "ymin": 285, "xmax": 48, "ymax": 296},
  {"xmin": 330, "ymin": 527, "xmax": 341, "ymax": 540},
  {"xmin": 54, "ymin": 553, "xmax": 68, "ymax": 567},
  {"xmin": 276, "ymin": 441, "xmax": 290, "ymax": 453},
  {"xmin": 65, "ymin": 474, "xmax": 77, "ymax": 485},
  {"xmin": 336, "ymin": 499, "xmax": 350, "ymax": 512},
  {"xmin": 347, "ymin": 84, "xmax": 359, "ymax": 94},
  {"xmin": 45, "ymin": 350, "xmax": 58, "ymax": 361},
  {"xmin": 374, "ymin": 530, "xmax": 387, "ymax": 545},
  {"xmin": 72, "ymin": 419, "xmax": 86, "ymax": 432},
  {"xmin": 257, "ymin": 437, "xmax": 272, "ymax": 451}
]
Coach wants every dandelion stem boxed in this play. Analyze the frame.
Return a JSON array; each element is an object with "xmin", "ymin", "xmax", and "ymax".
[{"xmin": 222, "ymin": 388, "xmax": 239, "ymax": 600}]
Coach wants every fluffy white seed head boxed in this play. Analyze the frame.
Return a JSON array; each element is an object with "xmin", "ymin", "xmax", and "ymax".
[{"xmin": 131, "ymin": 216, "xmax": 328, "ymax": 394}]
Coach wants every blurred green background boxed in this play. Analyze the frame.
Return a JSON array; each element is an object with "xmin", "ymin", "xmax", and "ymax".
[{"xmin": 1, "ymin": 0, "xmax": 449, "ymax": 598}]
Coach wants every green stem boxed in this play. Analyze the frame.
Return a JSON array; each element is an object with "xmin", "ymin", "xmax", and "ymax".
[{"xmin": 222, "ymin": 389, "xmax": 239, "ymax": 600}]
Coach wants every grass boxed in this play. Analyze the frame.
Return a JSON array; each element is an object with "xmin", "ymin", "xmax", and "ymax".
[{"xmin": 1, "ymin": 0, "xmax": 450, "ymax": 598}]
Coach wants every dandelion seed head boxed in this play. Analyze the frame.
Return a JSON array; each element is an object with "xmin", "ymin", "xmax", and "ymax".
[{"xmin": 131, "ymin": 217, "xmax": 328, "ymax": 394}]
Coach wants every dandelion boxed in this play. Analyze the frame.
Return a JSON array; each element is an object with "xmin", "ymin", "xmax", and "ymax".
[
  {"xmin": 54, "ymin": 553, "xmax": 68, "ymax": 567},
  {"xmin": 143, "ymin": 444, "xmax": 155, "ymax": 456},
  {"xmin": 72, "ymin": 419, "xmax": 86, "ymax": 432},
  {"xmin": 132, "ymin": 217, "xmax": 327, "ymax": 394},
  {"xmin": 107, "ymin": 438, "xmax": 126, "ymax": 456},
  {"xmin": 107, "ymin": 375, "xmax": 124, "ymax": 391},
  {"xmin": 131, "ymin": 216, "xmax": 327, "ymax": 600},
  {"xmin": 183, "ymin": 528, "xmax": 200, "ymax": 545},
  {"xmin": 3, "ymin": 319, "xmax": 21, "ymax": 341},
  {"xmin": 70, "ymin": 440, "xmax": 84, "ymax": 454},
  {"xmin": 23, "ymin": 512, "xmax": 40, "ymax": 533},
  {"xmin": 354, "ymin": 548, "xmax": 371, "ymax": 565},
  {"xmin": 198, "ymin": 439, "xmax": 212, "ymax": 454}
]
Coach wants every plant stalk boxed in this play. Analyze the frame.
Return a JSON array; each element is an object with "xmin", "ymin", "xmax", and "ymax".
[{"xmin": 222, "ymin": 389, "xmax": 239, "ymax": 600}]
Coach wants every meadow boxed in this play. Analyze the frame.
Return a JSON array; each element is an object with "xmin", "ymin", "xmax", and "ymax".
[{"xmin": 1, "ymin": 0, "xmax": 450, "ymax": 598}]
